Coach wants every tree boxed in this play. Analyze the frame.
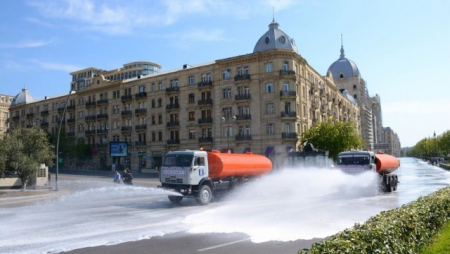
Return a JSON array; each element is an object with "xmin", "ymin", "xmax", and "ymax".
[
  {"xmin": 3, "ymin": 127, "xmax": 54, "ymax": 191},
  {"xmin": 301, "ymin": 118, "xmax": 364, "ymax": 160}
]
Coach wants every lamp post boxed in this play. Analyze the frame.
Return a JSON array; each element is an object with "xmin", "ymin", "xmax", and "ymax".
[
  {"xmin": 55, "ymin": 89, "xmax": 74, "ymax": 191},
  {"xmin": 221, "ymin": 115, "xmax": 236, "ymax": 153}
]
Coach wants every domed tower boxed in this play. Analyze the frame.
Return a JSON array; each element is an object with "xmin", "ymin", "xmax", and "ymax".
[
  {"xmin": 327, "ymin": 45, "xmax": 360, "ymax": 79},
  {"xmin": 12, "ymin": 88, "xmax": 34, "ymax": 106},
  {"xmin": 253, "ymin": 19, "xmax": 298, "ymax": 53}
]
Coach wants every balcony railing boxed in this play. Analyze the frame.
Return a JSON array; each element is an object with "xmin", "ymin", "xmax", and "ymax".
[
  {"xmin": 85, "ymin": 101, "xmax": 96, "ymax": 107},
  {"xmin": 281, "ymin": 132, "xmax": 298, "ymax": 139},
  {"xmin": 135, "ymin": 108, "xmax": 147, "ymax": 115},
  {"xmin": 235, "ymin": 94, "xmax": 251, "ymax": 101},
  {"xmin": 121, "ymin": 126, "xmax": 132, "ymax": 132},
  {"xmin": 235, "ymin": 134, "xmax": 252, "ymax": 141},
  {"xmin": 67, "ymin": 132, "xmax": 75, "ymax": 137},
  {"xmin": 135, "ymin": 92, "xmax": 147, "ymax": 99},
  {"xmin": 67, "ymin": 105, "xmax": 76, "ymax": 111},
  {"xmin": 96, "ymin": 143, "xmax": 108, "ymax": 148},
  {"xmin": 166, "ymin": 103, "xmax": 180, "ymax": 110},
  {"xmin": 97, "ymin": 113, "xmax": 108, "ymax": 120},
  {"xmin": 197, "ymin": 80, "xmax": 213, "ymax": 88},
  {"xmin": 234, "ymin": 74, "xmax": 250, "ymax": 82},
  {"xmin": 135, "ymin": 124, "xmax": 147, "ymax": 131},
  {"xmin": 280, "ymin": 111, "xmax": 297, "ymax": 118},
  {"xmin": 67, "ymin": 118, "xmax": 75, "ymax": 123},
  {"xmin": 26, "ymin": 113, "xmax": 34, "ymax": 118},
  {"xmin": 85, "ymin": 115, "xmax": 96, "ymax": 121},
  {"xmin": 40, "ymin": 122, "xmax": 49, "ymax": 128},
  {"xmin": 12, "ymin": 116, "xmax": 20, "ymax": 120},
  {"xmin": 135, "ymin": 141, "xmax": 147, "ymax": 146},
  {"xmin": 121, "ymin": 95, "xmax": 133, "ymax": 102},
  {"xmin": 85, "ymin": 130, "xmax": 96, "ymax": 135},
  {"xmin": 198, "ymin": 118, "xmax": 213, "ymax": 124},
  {"xmin": 166, "ymin": 121, "xmax": 179, "ymax": 127},
  {"xmin": 198, "ymin": 137, "xmax": 213, "ymax": 143},
  {"xmin": 235, "ymin": 114, "xmax": 251, "ymax": 121},
  {"xmin": 97, "ymin": 129, "xmax": 108, "ymax": 134},
  {"xmin": 121, "ymin": 110, "xmax": 133, "ymax": 116},
  {"xmin": 165, "ymin": 86, "xmax": 180, "ymax": 93},
  {"xmin": 197, "ymin": 99, "xmax": 213, "ymax": 106},
  {"xmin": 57, "ymin": 107, "xmax": 65, "ymax": 113},
  {"xmin": 40, "ymin": 110, "xmax": 49, "ymax": 116},
  {"xmin": 97, "ymin": 99, "xmax": 108, "ymax": 105},
  {"xmin": 279, "ymin": 70, "xmax": 296, "ymax": 77},
  {"xmin": 167, "ymin": 139, "xmax": 180, "ymax": 145},
  {"xmin": 280, "ymin": 90, "xmax": 296, "ymax": 97}
]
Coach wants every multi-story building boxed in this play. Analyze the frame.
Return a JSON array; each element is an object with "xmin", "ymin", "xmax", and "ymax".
[
  {"xmin": 8, "ymin": 20, "xmax": 360, "ymax": 172},
  {"xmin": 0, "ymin": 94, "xmax": 14, "ymax": 137}
]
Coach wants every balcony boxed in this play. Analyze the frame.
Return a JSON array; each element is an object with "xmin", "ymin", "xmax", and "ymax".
[
  {"xmin": 40, "ymin": 122, "xmax": 49, "ymax": 128},
  {"xmin": 234, "ymin": 74, "xmax": 250, "ymax": 82},
  {"xmin": 197, "ymin": 99, "xmax": 213, "ymax": 106},
  {"xmin": 279, "ymin": 70, "xmax": 296, "ymax": 79},
  {"xmin": 26, "ymin": 113, "xmax": 34, "ymax": 118},
  {"xmin": 166, "ymin": 103, "xmax": 180, "ymax": 110},
  {"xmin": 165, "ymin": 86, "xmax": 180, "ymax": 93},
  {"xmin": 26, "ymin": 124, "xmax": 34, "ymax": 128},
  {"xmin": 235, "ymin": 114, "xmax": 251, "ymax": 121},
  {"xmin": 97, "ymin": 129, "xmax": 108, "ymax": 134},
  {"xmin": 166, "ymin": 121, "xmax": 179, "ymax": 127},
  {"xmin": 96, "ymin": 143, "xmax": 108, "ymax": 148},
  {"xmin": 67, "ymin": 132, "xmax": 75, "ymax": 137},
  {"xmin": 135, "ymin": 124, "xmax": 147, "ymax": 131},
  {"xmin": 167, "ymin": 139, "xmax": 180, "ymax": 145},
  {"xmin": 97, "ymin": 99, "xmax": 108, "ymax": 105},
  {"xmin": 97, "ymin": 114, "xmax": 108, "ymax": 120},
  {"xmin": 121, "ymin": 126, "xmax": 132, "ymax": 132},
  {"xmin": 121, "ymin": 95, "xmax": 133, "ymax": 102},
  {"xmin": 85, "ymin": 130, "xmax": 96, "ymax": 135},
  {"xmin": 135, "ymin": 141, "xmax": 147, "ymax": 146},
  {"xmin": 67, "ymin": 105, "xmax": 76, "ymax": 111},
  {"xmin": 135, "ymin": 108, "xmax": 147, "ymax": 115},
  {"xmin": 135, "ymin": 92, "xmax": 147, "ymax": 99},
  {"xmin": 281, "ymin": 132, "xmax": 298, "ymax": 140},
  {"xmin": 280, "ymin": 90, "xmax": 296, "ymax": 99},
  {"xmin": 121, "ymin": 110, "xmax": 133, "ymax": 117},
  {"xmin": 40, "ymin": 110, "xmax": 49, "ymax": 116},
  {"xmin": 12, "ymin": 116, "xmax": 19, "ymax": 121},
  {"xmin": 198, "ymin": 137, "xmax": 213, "ymax": 143},
  {"xmin": 235, "ymin": 94, "xmax": 251, "ymax": 101},
  {"xmin": 235, "ymin": 134, "xmax": 252, "ymax": 141},
  {"xmin": 85, "ymin": 101, "xmax": 96, "ymax": 108},
  {"xmin": 67, "ymin": 118, "xmax": 75, "ymax": 124},
  {"xmin": 198, "ymin": 118, "xmax": 213, "ymax": 124},
  {"xmin": 197, "ymin": 80, "xmax": 213, "ymax": 89},
  {"xmin": 85, "ymin": 115, "xmax": 96, "ymax": 121},
  {"xmin": 57, "ymin": 107, "xmax": 65, "ymax": 114},
  {"xmin": 280, "ymin": 111, "xmax": 297, "ymax": 118}
]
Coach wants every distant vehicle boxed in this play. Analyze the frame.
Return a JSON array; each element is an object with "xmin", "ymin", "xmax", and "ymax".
[
  {"xmin": 336, "ymin": 151, "xmax": 400, "ymax": 192},
  {"xmin": 287, "ymin": 143, "xmax": 332, "ymax": 168},
  {"xmin": 158, "ymin": 150, "xmax": 272, "ymax": 205}
]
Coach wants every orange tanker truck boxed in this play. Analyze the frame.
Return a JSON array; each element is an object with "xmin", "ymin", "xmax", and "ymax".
[
  {"xmin": 158, "ymin": 150, "xmax": 272, "ymax": 205},
  {"xmin": 336, "ymin": 151, "xmax": 400, "ymax": 192}
]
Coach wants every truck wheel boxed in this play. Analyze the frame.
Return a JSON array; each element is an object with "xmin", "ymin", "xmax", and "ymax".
[
  {"xmin": 168, "ymin": 195, "xmax": 183, "ymax": 204},
  {"xmin": 384, "ymin": 175, "xmax": 392, "ymax": 192},
  {"xmin": 392, "ymin": 176, "xmax": 398, "ymax": 191},
  {"xmin": 196, "ymin": 185, "xmax": 212, "ymax": 205}
]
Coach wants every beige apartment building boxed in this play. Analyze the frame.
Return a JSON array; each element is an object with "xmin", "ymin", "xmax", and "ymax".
[
  {"xmin": 0, "ymin": 94, "xmax": 14, "ymax": 137},
  {"xmin": 8, "ymin": 20, "xmax": 361, "ymax": 172}
]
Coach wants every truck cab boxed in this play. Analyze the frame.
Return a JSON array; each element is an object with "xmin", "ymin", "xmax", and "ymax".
[{"xmin": 336, "ymin": 151, "xmax": 376, "ymax": 173}]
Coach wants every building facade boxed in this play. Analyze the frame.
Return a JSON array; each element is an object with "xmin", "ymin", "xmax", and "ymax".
[
  {"xmin": 8, "ymin": 20, "xmax": 361, "ymax": 172},
  {"xmin": 0, "ymin": 94, "xmax": 14, "ymax": 138}
]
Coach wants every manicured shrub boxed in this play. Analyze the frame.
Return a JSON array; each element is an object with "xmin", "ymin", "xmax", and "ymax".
[{"xmin": 300, "ymin": 187, "xmax": 450, "ymax": 254}]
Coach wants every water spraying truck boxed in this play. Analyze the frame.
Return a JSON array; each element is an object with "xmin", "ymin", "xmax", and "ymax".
[
  {"xmin": 336, "ymin": 151, "xmax": 400, "ymax": 192},
  {"xmin": 158, "ymin": 150, "xmax": 272, "ymax": 205}
]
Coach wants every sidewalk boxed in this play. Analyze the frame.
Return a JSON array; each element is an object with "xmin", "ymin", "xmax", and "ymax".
[
  {"xmin": 0, "ymin": 188, "xmax": 70, "ymax": 207},
  {"xmin": 49, "ymin": 167, "xmax": 160, "ymax": 179}
]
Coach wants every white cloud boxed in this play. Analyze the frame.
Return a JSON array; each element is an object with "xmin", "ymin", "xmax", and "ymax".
[
  {"xmin": 0, "ymin": 37, "xmax": 57, "ymax": 49},
  {"xmin": 29, "ymin": 59, "xmax": 82, "ymax": 72}
]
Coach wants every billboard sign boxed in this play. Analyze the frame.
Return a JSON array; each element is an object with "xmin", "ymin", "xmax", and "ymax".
[{"xmin": 110, "ymin": 142, "xmax": 128, "ymax": 157}]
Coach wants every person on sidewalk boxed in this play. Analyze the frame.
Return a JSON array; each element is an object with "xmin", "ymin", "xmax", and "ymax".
[
  {"xmin": 122, "ymin": 169, "xmax": 133, "ymax": 185},
  {"xmin": 113, "ymin": 170, "xmax": 121, "ymax": 184}
]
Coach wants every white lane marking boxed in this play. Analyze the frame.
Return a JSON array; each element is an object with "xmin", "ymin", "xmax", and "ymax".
[{"xmin": 197, "ymin": 237, "xmax": 251, "ymax": 252}]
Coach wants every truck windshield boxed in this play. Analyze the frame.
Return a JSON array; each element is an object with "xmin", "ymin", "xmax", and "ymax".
[
  {"xmin": 337, "ymin": 155, "xmax": 370, "ymax": 165},
  {"xmin": 163, "ymin": 154, "xmax": 194, "ymax": 167}
]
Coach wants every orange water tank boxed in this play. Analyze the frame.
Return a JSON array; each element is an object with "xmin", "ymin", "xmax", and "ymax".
[
  {"xmin": 207, "ymin": 150, "xmax": 272, "ymax": 179},
  {"xmin": 375, "ymin": 153, "xmax": 400, "ymax": 174}
]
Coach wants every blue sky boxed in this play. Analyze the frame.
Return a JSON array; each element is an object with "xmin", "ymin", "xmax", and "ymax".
[{"xmin": 0, "ymin": 0, "xmax": 449, "ymax": 147}]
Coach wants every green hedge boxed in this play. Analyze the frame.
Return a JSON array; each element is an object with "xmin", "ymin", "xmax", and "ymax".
[{"xmin": 300, "ymin": 187, "xmax": 450, "ymax": 254}]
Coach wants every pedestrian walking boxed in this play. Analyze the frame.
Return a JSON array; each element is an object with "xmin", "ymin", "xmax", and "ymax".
[
  {"xmin": 113, "ymin": 170, "xmax": 121, "ymax": 184},
  {"xmin": 122, "ymin": 169, "xmax": 133, "ymax": 185}
]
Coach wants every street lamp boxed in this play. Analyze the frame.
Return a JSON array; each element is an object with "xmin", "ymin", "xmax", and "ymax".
[
  {"xmin": 221, "ymin": 115, "xmax": 236, "ymax": 153},
  {"xmin": 55, "ymin": 89, "xmax": 74, "ymax": 191}
]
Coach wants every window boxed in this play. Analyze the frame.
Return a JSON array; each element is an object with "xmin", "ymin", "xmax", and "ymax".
[
  {"xmin": 79, "ymin": 111, "xmax": 84, "ymax": 119},
  {"xmin": 152, "ymin": 132, "xmax": 156, "ymax": 142},
  {"xmin": 152, "ymin": 83, "xmax": 156, "ymax": 91},
  {"xmin": 189, "ymin": 93, "xmax": 195, "ymax": 103},
  {"xmin": 223, "ymin": 88, "xmax": 231, "ymax": 98},
  {"xmin": 188, "ymin": 76, "xmax": 195, "ymax": 85},
  {"xmin": 283, "ymin": 81, "xmax": 290, "ymax": 93},
  {"xmin": 222, "ymin": 107, "xmax": 233, "ymax": 119},
  {"xmin": 158, "ymin": 82, "xmax": 162, "ymax": 90},
  {"xmin": 189, "ymin": 111, "xmax": 195, "ymax": 121},
  {"xmin": 158, "ymin": 131, "xmax": 162, "ymax": 141},
  {"xmin": 189, "ymin": 130, "xmax": 195, "ymax": 139},
  {"xmin": 223, "ymin": 126, "xmax": 233, "ymax": 137},
  {"xmin": 266, "ymin": 103, "xmax": 274, "ymax": 114},
  {"xmin": 283, "ymin": 61, "xmax": 289, "ymax": 72},
  {"xmin": 353, "ymin": 84, "xmax": 357, "ymax": 89},
  {"xmin": 266, "ymin": 123, "xmax": 274, "ymax": 135},
  {"xmin": 265, "ymin": 62, "xmax": 273, "ymax": 73},
  {"xmin": 139, "ymin": 85, "xmax": 145, "ymax": 93},
  {"xmin": 152, "ymin": 115, "xmax": 156, "ymax": 125},
  {"xmin": 222, "ymin": 69, "xmax": 231, "ymax": 79},
  {"xmin": 151, "ymin": 99, "xmax": 155, "ymax": 108},
  {"xmin": 265, "ymin": 82, "xmax": 273, "ymax": 93},
  {"xmin": 158, "ymin": 115, "xmax": 162, "ymax": 124},
  {"xmin": 157, "ymin": 98, "xmax": 162, "ymax": 107}
]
